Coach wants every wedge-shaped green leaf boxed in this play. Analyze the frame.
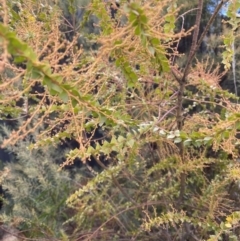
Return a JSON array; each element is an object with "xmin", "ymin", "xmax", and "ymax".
[
  {"xmin": 14, "ymin": 56, "xmax": 26, "ymax": 63},
  {"xmin": 134, "ymin": 25, "xmax": 142, "ymax": 35},
  {"xmin": 71, "ymin": 89, "xmax": 81, "ymax": 98},
  {"xmin": 118, "ymin": 135, "xmax": 126, "ymax": 143},
  {"xmin": 194, "ymin": 139, "xmax": 203, "ymax": 147},
  {"xmin": 86, "ymin": 146, "xmax": 96, "ymax": 155},
  {"xmin": 164, "ymin": 23, "xmax": 173, "ymax": 33},
  {"xmin": 151, "ymin": 38, "xmax": 160, "ymax": 46},
  {"xmin": 71, "ymin": 97, "xmax": 78, "ymax": 107},
  {"xmin": 162, "ymin": 61, "xmax": 170, "ymax": 72},
  {"xmin": 61, "ymin": 84, "xmax": 72, "ymax": 90},
  {"xmin": 30, "ymin": 68, "xmax": 43, "ymax": 79},
  {"xmin": 129, "ymin": 72, "xmax": 138, "ymax": 82},
  {"xmin": 126, "ymin": 139, "xmax": 135, "ymax": 148},
  {"xmin": 140, "ymin": 14, "xmax": 148, "ymax": 24},
  {"xmin": 99, "ymin": 114, "xmax": 107, "ymax": 126},
  {"xmin": 129, "ymin": 12, "xmax": 137, "ymax": 23},
  {"xmin": 184, "ymin": 138, "xmax": 192, "ymax": 146},
  {"xmin": 165, "ymin": 15, "xmax": 175, "ymax": 22},
  {"xmin": 24, "ymin": 48, "xmax": 37, "ymax": 60},
  {"xmin": 40, "ymin": 64, "xmax": 52, "ymax": 75},
  {"xmin": 49, "ymin": 89, "xmax": 59, "ymax": 96},
  {"xmin": 180, "ymin": 131, "xmax": 188, "ymax": 139},
  {"xmin": 51, "ymin": 74, "xmax": 62, "ymax": 83},
  {"xmin": 43, "ymin": 76, "xmax": 52, "ymax": 88},
  {"xmin": 51, "ymin": 83, "xmax": 63, "ymax": 93},
  {"xmin": 59, "ymin": 90, "xmax": 69, "ymax": 103}
]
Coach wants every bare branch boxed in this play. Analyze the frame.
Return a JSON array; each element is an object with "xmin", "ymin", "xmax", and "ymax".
[
  {"xmin": 182, "ymin": 0, "xmax": 230, "ymax": 82},
  {"xmin": 182, "ymin": 0, "xmax": 203, "ymax": 82}
]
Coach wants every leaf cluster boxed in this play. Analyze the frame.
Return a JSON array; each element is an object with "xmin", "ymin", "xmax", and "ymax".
[{"xmin": 1, "ymin": 0, "xmax": 240, "ymax": 240}]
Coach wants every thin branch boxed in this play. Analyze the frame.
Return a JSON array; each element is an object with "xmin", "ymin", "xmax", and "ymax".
[
  {"xmin": 196, "ymin": 0, "xmax": 230, "ymax": 53},
  {"xmin": 182, "ymin": 0, "xmax": 230, "ymax": 81},
  {"xmin": 172, "ymin": 8, "xmax": 199, "ymax": 65},
  {"xmin": 182, "ymin": 0, "xmax": 203, "ymax": 82},
  {"xmin": 176, "ymin": 0, "xmax": 231, "ymax": 206},
  {"xmin": 176, "ymin": 0, "xmax": 204, "ymax": 205}
]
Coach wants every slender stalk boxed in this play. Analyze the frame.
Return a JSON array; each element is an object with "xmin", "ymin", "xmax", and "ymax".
[
  {"xmin": 182, "ymin": 0, "xmax": 204, "ymax": 81},
  {"xmin": 182, "ymin": 0, "xmax": 230, "ymax": 81},
  {"xmin": 176, "ymin": 0, "xmax": 203, "ymax": 204},
  {"xmin": 176, "ymin": 0, "xmax": 229, "ymax": 204}
]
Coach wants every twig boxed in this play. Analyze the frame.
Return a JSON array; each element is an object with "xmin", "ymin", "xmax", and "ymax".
[
  {"xmin": 182, "ymin": 0, "xmax": 230, "ymax": 81},
  {"xmin": 182, "ymin": 0, "xmax": 203, "ymax": 82},
  {"xmin": 172, "ymin": 8, "xmax": 199, "ymax": 65}
]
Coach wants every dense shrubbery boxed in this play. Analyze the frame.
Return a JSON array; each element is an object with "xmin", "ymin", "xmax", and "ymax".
[{"xmin": 1, "ymin": 0, "xmax": 240, "ymax": 240}]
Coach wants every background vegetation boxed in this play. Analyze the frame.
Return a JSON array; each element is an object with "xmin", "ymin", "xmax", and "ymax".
[{"xmin": 1, "ymin": 0, "xmax": 240, "ymax": 240}]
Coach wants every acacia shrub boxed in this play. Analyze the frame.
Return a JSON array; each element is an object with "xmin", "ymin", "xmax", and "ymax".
[{"xmin": 1, "ymin": 0, "xmax": 240, "ymax": 240}]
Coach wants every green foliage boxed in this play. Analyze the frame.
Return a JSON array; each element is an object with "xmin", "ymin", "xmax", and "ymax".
[
  {"xmin": 1, "ymin": 0, "xmax": 240, "ymax": 240},
  {"xmin": 0, "ymin": 124, "xmax": 84, "ymax": 239}
]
